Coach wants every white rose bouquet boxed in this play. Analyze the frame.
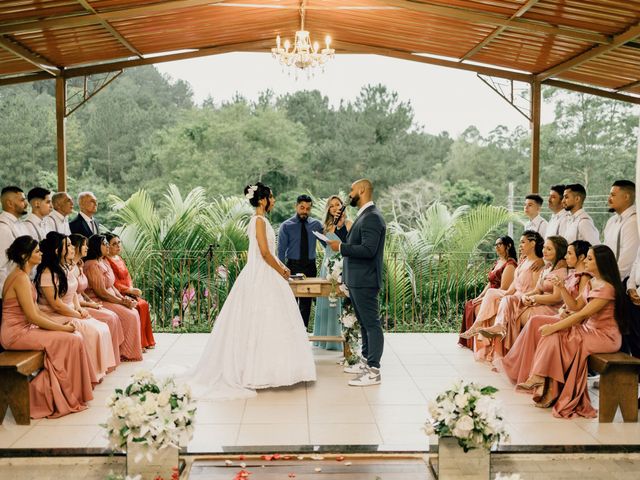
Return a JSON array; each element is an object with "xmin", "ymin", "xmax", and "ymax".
[
  {"xmin": 103, "ymin": 370, "xmax": 197, "ymax": 462},
  {"xmin": 340, "ymin": 303, "xmax": 361, "ymax": 365},
  {"xmin": 424, "ymin": 380, "xmax": 508, "ymax": 452},
  {"xmin": 325, "ymin": 255, "xmax": 343, "ymax": 307}
]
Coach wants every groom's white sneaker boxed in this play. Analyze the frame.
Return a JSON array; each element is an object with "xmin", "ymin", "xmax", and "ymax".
[
  {"xmin": 343, "ymin": 360, "xmax": 366, "ymax": 374},
  {"xmin": 348, "ymin": 366, "xmax": 381, "ymax": 387}
]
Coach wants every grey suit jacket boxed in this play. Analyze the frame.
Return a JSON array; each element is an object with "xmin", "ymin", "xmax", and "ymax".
[{"xmin": 341, "ymin": 205, "xmax": 386, "ymax": 289}]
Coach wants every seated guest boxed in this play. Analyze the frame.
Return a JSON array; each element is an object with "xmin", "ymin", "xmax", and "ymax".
[
  {"xmin": 0, "ymin": 186, "xmax": 29, "ymax": 296},
  {"xmin": 70, "ymin": 192, "xmax": 100, "ymax": 237},
  {"xmin": 546, "ymin": 184, "xmax": 570, "ymax": 239},
  {"xmin": 517, "ymin": 245, "xmax": 625, "ymax": 418},
  {"xmin": 35, "ymin": 232, "xmax": 115, "ymax": 382},
  {"xmin": 105, "ymin": 233, "xmax": 155, "ymax": 350},
  {"xmin": 603, "ymin": 180, "xmax": 638, "ymax": 279},
  {"xmin": 70, "ymin": 233, "xmax": 123, "ymax": 366},
  {"xmin": 83, "ymin": 234, "xmax": 142, "ymax": 361},
  {"xmin": 460, "ymin": 231, "xmax": 544, "ymax": 360},
  {"xmin": 313, "ymin": 196, "xmax": 353, "ymax": 350},
  {"xmin": 523, "ymin": 194, "xmax": 548, "ymax": 238},
  {"xmin": 623, "ymin": 249, "xmax": 640, "ymax": 358},
  {"xmin": 478, "ymin": 236, "xmax": 568, "ymax": 360},
  {"xmin": 23, "ymin": 187, "xmax": 53, "ymax": 241},
  {"xmin": 502, "ymin": 240, "xmax": 592, "ymax": 386},
  {"xmin": 46, "ymin": 192, "xmax": 73, "ymax": 235},
  {"xmin": 1, "ymin": 236, "xmax": 94, "ymax": 418},
  {"xmin": 563, "ymin": 184, "xmax": 599, "ymax": 244},
  {"xmin": 458, "ymin": 235, "xmax": 517, "ymax": 349}
]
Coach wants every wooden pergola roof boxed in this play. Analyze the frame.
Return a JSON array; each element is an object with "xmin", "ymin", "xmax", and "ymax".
[{"xmin": 0, "ymin": 0, "xmax": 639, "ymax": 103}]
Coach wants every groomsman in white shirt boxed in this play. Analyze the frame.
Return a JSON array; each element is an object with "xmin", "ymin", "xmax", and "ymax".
[
  {"xmin": 523, "ymin": 194, "xmax": 548, "ymax": 237},
  {"xmin": 0, "ymin": 186, "xmax": 30, "ymax": 297},
  {"xmin": 23, "ymin": 187, "xmax": 53, "ymax": 241},
  {"xmin": 603, "ymin": 180, "xmax": 638, "ymax": 280},
  {"xmin": 46, "ymin": 191, "xmax": 73, "ymax": 235},
  {"xmin": 545, "ymin": 184, "xmax": 570, "ymax": 239},
  {"xmin": 562, "ymin": 184, "xmax": 599, "ymax": 245}
]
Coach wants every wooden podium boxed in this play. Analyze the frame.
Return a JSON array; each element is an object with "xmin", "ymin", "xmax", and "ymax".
[{"xmin": 289, "ymin": 278, "xmax": 349, "ymax": 357}]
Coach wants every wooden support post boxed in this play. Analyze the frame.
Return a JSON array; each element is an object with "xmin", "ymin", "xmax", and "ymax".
[
  {"xmin": 530, "ymin": 79, "xmax": 541, "ymax": 194},
  {"xmin": 55, "ymin": 75, "xmax": 67, "ymax": 192}
]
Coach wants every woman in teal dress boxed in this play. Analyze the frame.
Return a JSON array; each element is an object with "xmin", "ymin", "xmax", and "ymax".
[{"xmin": 313, "ymin": 196, "xmax": 352, "ymax": 350}]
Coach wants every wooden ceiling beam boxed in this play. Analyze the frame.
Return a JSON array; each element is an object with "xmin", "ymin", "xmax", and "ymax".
[
  {"xmin": 616, "ymin": 79, "xmax": 640, "ymax": 92},
  {"xmin": 536, "ymin": 22, "xmax": 640, "ymax": 81},
  {"xmin": 0, "ymin": 36, "xmax": 59, "ymax": 76},
  {"xmin": 0, "ymin": 71, "xmax": 52, "ymax": 86},
  {"xmin": 459, "ymin": 0, "xmax": 540, "ymax": 61},
  {"xmin": 543, "ymin": 79, "xmax": 640, "ymax": 105}
]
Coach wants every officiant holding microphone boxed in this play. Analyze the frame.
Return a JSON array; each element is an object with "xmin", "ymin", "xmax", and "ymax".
[{"xmin": 278, "ymin": 194, "xmax": 323, "ymax": 328}]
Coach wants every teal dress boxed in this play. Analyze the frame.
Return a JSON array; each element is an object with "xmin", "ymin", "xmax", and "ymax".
[{"xmin": 312, "ymin": 226, "xmax": 348, "ymax": 350}]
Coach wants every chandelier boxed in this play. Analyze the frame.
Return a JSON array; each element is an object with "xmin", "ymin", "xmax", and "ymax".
[{"xmin": 271, "ymin": 0, "xmax": 335, "ymax": 77}]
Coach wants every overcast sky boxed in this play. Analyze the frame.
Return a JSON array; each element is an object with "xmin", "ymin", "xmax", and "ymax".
[{"xmin": 156, "ymin": 52, "xmax": 557, "ymax": 138}]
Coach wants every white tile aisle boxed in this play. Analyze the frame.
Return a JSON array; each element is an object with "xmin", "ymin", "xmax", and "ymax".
[{"xmin": 1, "ymin": 332, "xmax": 639, "ymax": 451}]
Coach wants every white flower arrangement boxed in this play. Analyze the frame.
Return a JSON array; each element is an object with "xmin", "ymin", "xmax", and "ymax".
[
  {"xmin": 425, "ymin": 380, "xmax": 509, "ymax": 452},
  {"xmin": 103, "ymin": 370, "xmax": 197, "ymax": 462},
  {"xmin": 245, "ymin": 185, "xmax": 258, "ymax": 200},
  {"xmin": 325, "ymin": 256, "xmax": 343, "ymax": 285}
]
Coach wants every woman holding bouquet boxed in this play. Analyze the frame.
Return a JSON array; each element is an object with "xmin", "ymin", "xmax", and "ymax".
[{"xmin": 312, "ymin": 196, "xmax": 353, "ymax": 350}]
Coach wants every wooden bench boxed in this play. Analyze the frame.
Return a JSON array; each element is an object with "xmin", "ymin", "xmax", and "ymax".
[
  {"xmin": 308, "ymin": 335, "xmax": 351, "ymax": 358},
  {"xmin": 0, "ymin": 350, "xmax": 45, "ymax": 425},
  {"xmin": 588, "ymin": 352, "xmax": 640, "ymax": 423}
]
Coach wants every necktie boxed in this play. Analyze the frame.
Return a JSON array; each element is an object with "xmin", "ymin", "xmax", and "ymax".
[
  {"xmin": 300, "ymin": 219, "xmax": 308, "ymax": 261},
  {"xmin": 90, "ymin": 219, "xmax": 97, "ymax": 234}
]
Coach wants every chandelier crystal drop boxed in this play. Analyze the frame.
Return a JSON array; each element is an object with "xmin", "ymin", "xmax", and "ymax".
[{"xmin": 271, "ymin": 1, "xmax": 335, "ymax": 78}]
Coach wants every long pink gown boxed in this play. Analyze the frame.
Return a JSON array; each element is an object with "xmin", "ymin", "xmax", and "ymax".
[
  {"xmin": 74, "ymin": 264, "xmax": 123, "ymax": 368},
  {"xmin": 530, "ymin": 280, "xmax": 621, "ymax": 418},
  {"xmin": 37, "ymin": 268, "xmax": 115, "ymax": 382},
  {"xmin": 83, "ymin": 259, "xmax": 142, "ymax": 361},
  {"xmin": 1, "ymin": 274, "xmax": 94, "ymax": 419},
  {"xmin": 501, "ymin": 271, "xmax": 589, "ymax": 386},
  {"xmin": 487, "ymin": 266, "xmax": 568, "ymax": 361},
  {"xmin": 473, "ymin": 257, "xmax": 539, "ymax": 360}
]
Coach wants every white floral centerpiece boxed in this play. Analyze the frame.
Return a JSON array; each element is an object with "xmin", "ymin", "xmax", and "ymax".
[
  {"xmin": 340, "ymin": 304, "xmax": 361, "ymax": 365},
  {"xmin": 103, "ymin": 370, "xmax": 197, "ymax": 463},
  {"xmin": 325, "ymin": 254, "xmax": 343, "ymax": 307},
  {"xmin": 425, "ymin": 380, "xmax": 508, "ymax": 452}
]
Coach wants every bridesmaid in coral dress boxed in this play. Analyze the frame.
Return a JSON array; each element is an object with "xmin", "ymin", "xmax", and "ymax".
[
  {"xmin": 458, "ymin": 235, "xmax": 517, "ymax": 349},
  {"xmin": 501, "ymin": 240, "xmax": 592, "ymax": 386},
  {"xmin": 0, "ymin": 236, "xmax": 94, "ymax": 418},
  {"xmin": 35, "ymin": 233, "xmax": 115, "ymax": 382},
  {"xmin": 83, "ymin": 234, "xmax": 143, "ymax": 361},
  {"xmin": 70, "ymin": 233, "xmax": 123, "ymax": 368},
  {"xmin": 517, "ymin": 245, "xmax": 626, "ymax": 418},
  {"xmin": 478, "ymin": 236, "xmax": 569, "ymax": 360},
  {"xmin": 105, "ymin": 233, "xmax": 155, "ymax": 349}
]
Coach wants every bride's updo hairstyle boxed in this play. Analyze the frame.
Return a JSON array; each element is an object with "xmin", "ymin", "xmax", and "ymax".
[{"xmin": 244, "ymin": 182, "xmax": 272, "ymax": 210}]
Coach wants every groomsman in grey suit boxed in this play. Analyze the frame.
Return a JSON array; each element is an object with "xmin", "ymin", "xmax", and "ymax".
[{"xmin": 328, "ymin": 179, "xmax": 386, "ymax": 386}]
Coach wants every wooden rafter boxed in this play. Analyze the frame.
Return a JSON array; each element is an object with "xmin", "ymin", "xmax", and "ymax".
[
  {"xmin": 459, "ymin": 0, "xmax": 540, "ymax": 61},
  {"xmin": 76, "ymin": 0, "xmax": 142, "ymax": 58},
  {"xmin": 616, "ymin": 79, "xmax": 640, "ymax": 92},
  {"xmin": 0, "ymin": 36, "xmax": 59, "ymax": 76},
  {"xmin": 543, "ymin": 79, "xmax": 640, "ymax": 105},
  {"xmin": 536, "ymin": 22, "xmax": 640, "ymax": 81}
]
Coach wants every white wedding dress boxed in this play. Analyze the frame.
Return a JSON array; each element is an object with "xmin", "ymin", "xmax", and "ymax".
[{"xmin": 186, "ymin": 214, "xmax": 316, "ymax": 400}]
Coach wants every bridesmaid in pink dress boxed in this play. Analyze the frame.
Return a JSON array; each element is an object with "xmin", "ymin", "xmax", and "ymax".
[
  {"xmin": 0, "ymin": 236, "xmax": 94, "ymax": 418},
  {"xmin": 517, "ymin": 245, "xmax": 626, "ymax": 418},
  {"xmin": 69, "ymin": 233, "xmax": 123, "ymax": 367},
  {"xmin": 83, "ymin": 234, "xmax": 143, "ymax": 361},
  {"xmin": 458, "ymin": 236, "xmax": 517, "ymax": 349},
  {"xmin": 35, "ymin": 233, "xmax": 115, "ymax": 382},
  {"xmin": 501, "ymin": 240, "xmax": 593, "ymax": 386},
  {"xmin": 478, "ymin": 236, "xmax": 569, "ymax": 360},
  {"xmin": 460, "ymin": 231, "xmax": 544, "ymax": 360}
]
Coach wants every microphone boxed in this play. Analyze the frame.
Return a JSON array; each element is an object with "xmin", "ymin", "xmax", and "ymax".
[{"xmin": 333, "ymin": 203, "xmax": 347, "ymax": 226}]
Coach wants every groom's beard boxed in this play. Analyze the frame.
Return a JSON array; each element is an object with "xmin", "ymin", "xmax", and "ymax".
[{"xmin": 349, "ymin": 194, "xmax": 359, "ymax": 208}]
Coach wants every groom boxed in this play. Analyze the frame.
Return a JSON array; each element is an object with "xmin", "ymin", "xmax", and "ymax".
[{"xmin": 328, "ymin": 179, "xmax": 386, "ymax": 386}]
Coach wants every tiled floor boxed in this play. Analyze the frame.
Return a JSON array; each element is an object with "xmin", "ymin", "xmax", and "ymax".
[{"xmin": 1, "ymin": 332, "xmax": 639, "ymax": 452}]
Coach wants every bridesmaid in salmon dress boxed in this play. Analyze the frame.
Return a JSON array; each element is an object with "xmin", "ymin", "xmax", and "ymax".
[
  {"xmin": 35, "ymin": 233, "xmax": 115, "ymax": 382},
  {"xmin": 69, "ymin": 233, "xmax": 123, "ymax": 367},
  {"xmin": 501, "ymin": 240, "xmax": 593, "ymax": 387},
  {"xmin": 458, "ymin": 235, "xmax": 517, "ymax": 349},
  {"xmin": 105, "ymin": 233, "xmax": 155, "ymax": 349},
  {"xmin": 0, "ymin": 236, "xmax": 94, "ymax": 418},
  {"xmin": 460, "ymin": 231, "xmax": 544, "ymax": 360},
  {"xmin": 83, "ymin": 234, "xmax": 143, "ymax": 361},
  {"xmin": 517, "ymin": 245, "xmax": 626, "ymax": 418},
  {"xmin": 478, "ymin": 236, "xmax": 569, "ymax": 360}
]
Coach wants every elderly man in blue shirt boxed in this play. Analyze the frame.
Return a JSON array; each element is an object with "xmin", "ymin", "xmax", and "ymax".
[{"xmin": 278, "ymin": 194, "xmax": 324, "ymax": 328}]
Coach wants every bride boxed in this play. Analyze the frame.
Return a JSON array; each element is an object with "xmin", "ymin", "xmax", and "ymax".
[{"xmin": 185, "ymin": 182, "xmax": 317, "ymax": 400}]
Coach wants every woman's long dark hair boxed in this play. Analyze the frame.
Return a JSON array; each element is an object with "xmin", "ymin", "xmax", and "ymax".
[
  {"xmin": 497, "ymin": 235, "xmax": 517, "ymax": 261},
  {"xmin": 570, "ymin": 240, "xmax": 591, "ymax": 261},
  {"xmin": 85, "ymin": 234, "xmax": 106, "ymax": 261},
  {"xmin": 591, "ymin": 245, "xmax": 629, "ymax": 334},
  {"xmin": 69, "ymin": 233, "xmax": 87, "ymax": 254},
  {"xmin": 34, "ymin": 231, "xmax": 68, "ymax": 300},
  {"xmin": 522, "ymin": 230, "xmax": 544, "ymax": 258},
  {"xmin": 546, "ymin": 235, "xmax": 568, "ymax": 270}
]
